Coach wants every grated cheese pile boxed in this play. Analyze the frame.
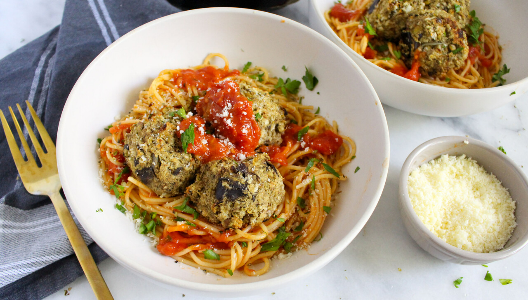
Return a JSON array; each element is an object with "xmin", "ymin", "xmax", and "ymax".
[{"xmin": 408, "ymin": 154, "xmax": 516, "ymax": 253}]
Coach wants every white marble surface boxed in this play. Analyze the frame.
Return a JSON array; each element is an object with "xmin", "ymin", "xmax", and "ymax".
[{"xmin": 1, "ymin": 0, "xmax": 527, "ymax": 299}]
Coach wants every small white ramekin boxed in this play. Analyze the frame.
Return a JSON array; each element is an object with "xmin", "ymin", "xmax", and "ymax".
[{"xmin": 399, "ymin": 136, "xmax": 528, "ymax": 264}]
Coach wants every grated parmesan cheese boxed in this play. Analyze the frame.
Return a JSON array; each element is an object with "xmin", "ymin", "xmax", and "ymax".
[{"xmin": 408, "ymin": 154, "xmax": 516, "ymax": 253}]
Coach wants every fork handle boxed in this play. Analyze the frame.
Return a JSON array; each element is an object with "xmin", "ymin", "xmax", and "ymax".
[{"xmin": 49, "ymin": 191, "xmax": 114, "ymax": 300}]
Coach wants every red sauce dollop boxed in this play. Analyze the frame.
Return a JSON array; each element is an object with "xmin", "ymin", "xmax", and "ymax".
[
  {"xmin": 468, "ymin": 46, "xmax": 492, "ymax": 67},
  {"xmin": 157, "ymin": 231, "xmax": 229, "ymax": 256},
  {"xmin": 330, "ymin": 3, "xmax": 362, "ymax": 22},
  {"xmin": 172, "ymin": 66, "xmax": 239, "ymax": 90}
]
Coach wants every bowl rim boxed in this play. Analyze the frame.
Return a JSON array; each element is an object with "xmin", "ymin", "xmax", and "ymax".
[
  {"xmin": 309, "ymin": 0, "xmax": 528, "ymax": 93},
  {"xmin": 399, "ymin": 136, "xmax": 528, "ymax": 262},
  {"xmin": 56, "ymin": 7, "xmax": 390, "ymax": 293}
]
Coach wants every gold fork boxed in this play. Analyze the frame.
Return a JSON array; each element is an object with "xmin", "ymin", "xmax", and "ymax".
[{"xmin": 0, "ymin": 101, "xmax": 113, "ymax": 300}]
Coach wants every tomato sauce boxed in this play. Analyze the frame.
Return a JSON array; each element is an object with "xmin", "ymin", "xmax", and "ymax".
[
  {"xmin": 157, "ymin": 231, "xmax": 229, "ymax": 256},
  {"xmin": 468, "ymin": 46, "xmax": 492, "ymax": 67},
  {"xmin": 330, "ymin": 3, "xmax": 363, "ymax": 22},
  {"xmin": 171, "ymin": 66, "xmax": 239, "ymax": 90}
]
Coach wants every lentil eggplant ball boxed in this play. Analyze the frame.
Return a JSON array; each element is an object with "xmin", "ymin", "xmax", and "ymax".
[
  {"xmin": 123, "ymin": 114, "xmax": 200, "ymax": 197},
  {"xmin": 186, "ymin": 153, "xmax": 285, "ymax": 229}
]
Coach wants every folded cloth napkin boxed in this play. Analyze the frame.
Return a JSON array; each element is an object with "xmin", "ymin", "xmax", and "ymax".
[{"xmin": 0, "ymin": 1, "xmax": 179, "ymax": 299}]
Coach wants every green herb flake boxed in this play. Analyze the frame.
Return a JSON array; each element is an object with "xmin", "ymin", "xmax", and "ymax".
[
  {"xmin": 133, "ymin": 204, "xmax": 141, "ymax": 219},
  {"xmin": 145, "ymin": 220, "xmax": 156, "ymax": 233},
  {"xmin": 96, "ymin": 208, "xmax": 103, "ymax": 212},
  {"xmin": 354, "ymin": 166, "xmax": 360, "ymax": 173},
  {"xmin": 275, "ymin": 77, "xmax": 301, "ymax": 95},
  {"xmin": 305, "ymin": 158, "xmax": 319, "ymax": 173},
  {"xmin": 181, "ymin": 123, "xmax": 195, "ymax": 153},
  {"xmin": 176, "ymin": 108, "xmax": 187, "ymax": 119},
  {"xmin": 452, "ymin": 47, "xmax": 463, "ymax": 54},
  {"xmin": 241, "ymin": 242, "xmax": 248, "ymax": 247},
  {"xmin": 277, "ymin": 218, "xmax": 285, "ymax": 222},
  {"xmin": 242, "ymin": 61, "xmax": 252, "ymax": 73},
  {"xmin": 174, "ymin": 197, "xmax": 199, "ymax": 219},
  {"xmin": 393, "ymin": 50, "xmax": 401, "ymax": 60},
  {"xmin": 315, "ymin": 107, "xmax": 320, "ymax": 114},
  {"xmin": 203, "ymin": 249, "xmax": 220, "ymax": 260},
  {"xmin": 255, "ymin": 112, "xmax": 262, "ymax": 121},
  {"xmin": 467, "ymin": 10, "xmax": 484, "ymax": 46},
  {"xmin": 138, "ymin": 223, "xmax": 147, "ymax": 234},
  {"xmin": 484, "ymin": 270, "xmax": 493, "ymax": 281},
  {"xmin": 453, "ymin": 277, "xmax": 463, "ymax": 288},
  {"xmin": 323, "ymin": 206, "xmax": 332, "ymax": 214},
  {"xmin": 192, "ymin": 95, "xmax": 200, "ymax": 103},
  {"xmin": 499, "ymin": 279, "xmax": 512, "ymax": 285},
  {"xmin": 364, "ymin": 18, "xmax": 377, "ymax": 36},
  {"xmin": 454, "ymin": 4, "xmax": 461, "ymax": 13},
  {"xmin": 482, "ymin": 264, "xmax": 488, "ymax": 267},
  {"xmin": 311, "ymin": 175, "xmax": 316, "ymax": 190},
  {"xmin": 290, "ymin": 119, "xmax": 298, "ymax": 124},
  {"xmin": 322, "ymin": 162, "xmax": 340, "ymax": 178},
  {"xmin": 284, "ymin": 242, "xmax": 293, "ymax": 252},
  {"xmin": 314, "ymin": 232, "xmax": 323, "ymax": 242},
  {"xmin": 227, "ymin": 269, "xmax": 234, "ymax": 276},
  {"xmin": 186, "ymin": 221, "xmax": 197, "ymax": 227},
  {"xmin": 381, "ymin": 57, "xmax": 391, "ymax": 61},
  {"xmin": 249, "ymin": 72, "xmax": 264, "ymax": 82},
  {"xmin": 445, "ymin": 77, "xmax": 451, "ymax": 83},
  {"xmin": 375, "ymin": 44, "xmax": 389, "ymax": 52},
  {"xmin": 510, "ymin": 91, "xmax": 516, "ymax": 96},
  {"xmin": 261, "ymin": 227, "xmax": 291, "ymax": 252},
  {"xmin": 498, "ymin": 146, "xmax": 506, "ymax": 154},
  {"xmin": 297, "ymin": 126, "xmax": 309, "ymax": 141},
  {"xmin": 282, "ymin": 65, "xmax": 287, "ymax": 71},
  {"xmin": 104, "ymin": 124, "xmax": 113, "ymax": 131},
  {"xmin": 294, "ymin": 221, "xmax": 304, "ymax": 232},
  {"xmin": 302, "ymin": 67, "xmax": 319, "ymax": 91},
  {"xmin": 297, "ymin": 197, "xmax": 306, "ymax": 209},
  {"xmin": 97, "ymin": 138, "xmax": 102, "ymax": 145}
]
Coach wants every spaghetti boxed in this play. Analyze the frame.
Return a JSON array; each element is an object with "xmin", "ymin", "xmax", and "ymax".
[
  {"xmin": 325, "ymin": 0, "xmax": 504, "ymax": 89},
  {"xmin": 98, "ymin": 54, "xmax": 355, "ymax": 277}
]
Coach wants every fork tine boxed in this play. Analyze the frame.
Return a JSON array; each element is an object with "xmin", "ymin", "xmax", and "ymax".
[
  {"xmin": 25, "ymin": 100, "xmax": 55, "ymax": 153},
  {"xmin": 8, "ymin": 106, "xmax": 37, "ymax": 164},
  {"xmin": 16, "ymin": 104, "xmax": 47, "ymax": 162},
  {"xmin": 1, "ymin": 109, "xmax": 29, "ymax": 169}
]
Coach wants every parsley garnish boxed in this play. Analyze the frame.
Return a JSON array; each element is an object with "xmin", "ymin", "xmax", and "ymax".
[
  {"xmin": 453, "ymin": 277, "xmax": 463, "ymax": 288},
  {"xmin": 275, "ymin": 77, "xmax": 301, "ymax": 95},
  {"xmin": 249, "ymin": 72, "xmax": 264, "ymax": 82},
  {"xmin": 302, "ymin": 67, "xmax": 319, "ymax": 91},
  {"xmin": 146, "ymin": 220, "xmax": 156, "ymax": 234},
  {"xmin": 499, "ymin": 279, "xmax": 512, "ymax": 285},
  {"xmin": 282, "ymin": 65, "xmax": 287, "ymax": 71},
  {"xmin": 467, "ymin": 10, "xmax": 484, "ymax": 45},
  {"xmin": 445, "ymin": 77, "xmax": 451, "ymax": 83},
  {"xmin": 284, "ymin": 241, "xmax": 293, "ymax": 252},
  {"xmin": 454, "ymin": 4, "xmax": 461, "ymax": 13},
  {"xmin": 354, "ymin": 166, "xmax": 360, "ymax": 173},
  {"xmin": 133, "ymin": 204, "xmax": 141, "ymax": 219},
  {"xmin": 364, "ymin": 18, "xmax": 377, "ymax": 36},
  {"xmin": 381, "ymin": 57, "xmax": 391, "ymax": 61},
  {"xmin": 311, "ymin": 175, "xmax": 316, "ymax": 190},
  {"xmin": 104, "ymin": 124, "xmax": 113, "ymax": 131},
  {"xmin": 192, "ymin": 95, "xmax": 199, "ymax": 103},
  {"xmin": 227, "ymin": 269, "xmax": 234, "ymax": 276},
  {"xmin": 297, "ymin": 126, "xmax": 309, "ymax": 141},
  {"xmin": 203, "ymin": 249, "xmax": 220, "ymax": 260},
  {"xmin": 261, "ymin": 227, "xmax": 291, "ymax": 252},
  {"xmin": 97, "ymin": 138, "xmax": 102, "ymax": 145},
  {"xmin": 174, "ymin": 197, "xmax": 199, "ymax": 219},
  {"xmin": 255, "ymin": 112, "xmax": 262, "ymax": 120},
  {"xmin": 314, "ymin": 232, "xmax": 323, "ymax": 241},
  {"xmin": 510, "ymin": 91, "xmax": 516, "ymax": 96},
  {"xmin": 109, "ymin": 166, "xmax": 130, "ymax": 199},
  {"xmin": 242, "ymin": 61, "xmax": 252, "ymax": 73},
  {"xmin": 482, "ymin": 264, "xmax": 488, "ymax": 267},
  {"xmin": 241, "ymin": 242, "xmax": 248, "ymax": 247},
  {"xmin": 181, "ymin": 123, "xmax": 195, "ymax": 153},
  {"xmin": 315, "ymin": 107, "xmax": 320, "ymax": 114},
  {"xmin": 294, "ymin": 221, "xmax": 304, "ymax": 232},
  {"xmin": 297, "ymin": 197, "xmax": 306, "ymax": 209},
  {"xmin": 393, "ymin": 50, "xmax": 401, "ymax": 60},
  {"xmin": 498, "ymin": 146, "xmax": 506, "ymax": 154},
  {"xmin": 305, "ymin": 158, "xmax": 319, "ymax": 173},
  {"xmin": 322, "ymin": 162, "xmax": 340, "ymax": 178},
  {"xmin": 323, "ymin": 206, "xmax": 331, "ymax": 214},
  {"xmin": 492, "ymin": 64, "xmax": 510, "ymax": 86},
  {"xmin": 290, "ymin": 119, "xmax": 298, "ymax": 124},
  {"xmin": 484, "ymin": 270, "xmax": 493, "ymax": 281},
  {"xmin": 277, "ymin": 218, "xmax": 285, "ymax": 222},
  {"xmin": 452, "ymin": 47, "xmax": 463, "ymax": 54},
  {"xmin": 170, "ymin": 108, "xmax": 187, "ymax": 119},
  {"xmin": 96, "ymin": 208, "xmax": 103, "ymax": 212},
  {"xmin": 138, "ymin": 223, "xmax": 147, "ymax": 234},
  {"xmin": 375, "ymin": 44, "xmax": 388, "ymax": 52}
]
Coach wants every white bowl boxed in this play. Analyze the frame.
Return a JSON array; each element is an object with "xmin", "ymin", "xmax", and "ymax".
[
  {"xmin": 399, "ymin": 136, "xmax": 528, "ymax": 264},
  {"xmin": 309, "ymin": 0, "xmax": 528, "ymax": 117},
  {"xmin": 56, "ymin": 8, "xmax": 390, "ymax": 297}
]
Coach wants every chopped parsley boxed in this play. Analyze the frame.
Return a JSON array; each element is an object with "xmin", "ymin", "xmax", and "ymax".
[
  {"xmin": 484, "ymin": 270, "xmax": 493, "ymax": 281},
  {"xmin": 297, "ymin": 126, "xmax": 309, "ymax": 141},
  {"xmin": 290, "ymin": 119, "xmax": 298, "ymax": 124},
  {"xmin": 104, "ymin": 124, "xmax": 113, "ymax": 131},
  {"xmin": 192, "ymin": 95, "xmax": 199, "ymax": 103},
  {"xmin": 311, "ymin": 175, "xmax": 316, "ymax": 190},
  {"xmin": 284, "ymin": 241, "xmax": 293, "ymax": 252},
  {"xmin": 305, "ymin": 158, "xmax": 319, "ymax": 173},
  {"xmin": 323, "ymin": 206, "xmax": 332, "ymax": 214},
  {"xmin": 282, "ymin": 65, "xmax": 288, "ymax": 71},
  {"xmin": 242, "ymin": 61, "xmax": 252, "ymax": 73},
  {"xmin": 381, "ymin": 57, "xmax": 391, "ymax": 61},
  {"xmin": 454, "ymin": 4, "xmax": 461, "ymax": 13},
  {"xmin": 203, "ymin": 249, "xmax": 220, "ymax": 260},
  {"xmin": 227, "ymin": 269, "xmax": 234, "ymax": 276},
  {"xmin": 96, "ymin": 208, "xmax": 103, "ymax": 212},
  {"xmin": 314, "ymin": 232, "xmax": 323, "ymax": 241},
  {"xmin": 133, "ymin": 204, "xmax": 141, "ymax": 219},
  {"xmin": 302, "ymin": 67, "xmax": 319, "ymax": 91},
  {"xmin": 294, "ymin": 221, "xmax": 304, "ymax": 232},
  {"xmin": 364, "ymin": 18, "xmax": 377, "ymax": 36},
  {"xmin": 170, "ymin": 108, "xmax": 186, "ymax": 119},
  {"xmin": 109, "ymin": 166, "xmax": 130, "ymax": 199},
  {"xmin": 241, "ymin": 242, "xmax": 248, "ymax": 247},
  {"xmin": 510, "ymin": 91, "xmax": 516, "ymax": 96},
  {"xmin": 375, "ymin": 44, "xmax": 389, "ymax": 52},
  {"xmin": 277, "ymin": 218, "xmax": 285, "ymax": 222},
  {"xmin": 498, "ymin": 146, "xmax": 506, "ymax": 154},
  {"xmin": 322, "ymin": 162, "xmax": 340, "ymax": 178},
  {"xmin": 261, "ymin": 227, "xmax": 291, "ymax": 252},
  {"xmin": 174, "ymin": 197, "xmax": 199, "ymax": 219},
  {"xmin": 255, "ymin": 112, "xmax": 262, "ymax": 121},
  {"xmin": 275, "ymin": 77, "xmax": 301, "ymax": 95},
  {"xmin": 467, "ymin": 10, "xmax": 484, "ymax": 45},
  {"xmin": 145, "ymin": 220, "xmax": 156, "ymax": 234},
  {"xmin": 138, "ymin": 223, "xmax": 147, "ymax": 234},
  {"xmin": 181, "ymin": 123, "xmax": 195, "ymax": 153},
  {"xmin": 482, "ymin": 264, "xmax": 488, "ymax": 267},
  {"xmin": 315, "ymin": 107, "xmax": 320, "ymax": 114},
  {"xmin": 453, "ymin": 277, "xmax": 463, "ymax": 288},
  {"xmin": 354, "ymin": 166, "xmax": 360, "ymax": 173},
  {"xmin": 499, "ymin": 279, "xmax": 512, "ymax": 285},
  {"xmin": 297, "ymin": 197, "xmax": 306, "ymax": 209},
  {"xmin": 97, "ymin": 138, "xmax": 102, "ymax": 145},
  {"xmin": 249, "ymin": 72, "xmax": 264, "ymax": 82},
  {"xmin": 492, "ymin": 64, "xmax": 510, "ymax": 86},
  {"xmin": 452, "ymin": 47, "xmax": 463, "ymax": 54},
  {"xmin": 445, "ymin": 77, "xmax": 451, "ymax": 83},
  {"xmin": 393, "ymin": 50, "xmax": 401, "ymax": 60}
]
